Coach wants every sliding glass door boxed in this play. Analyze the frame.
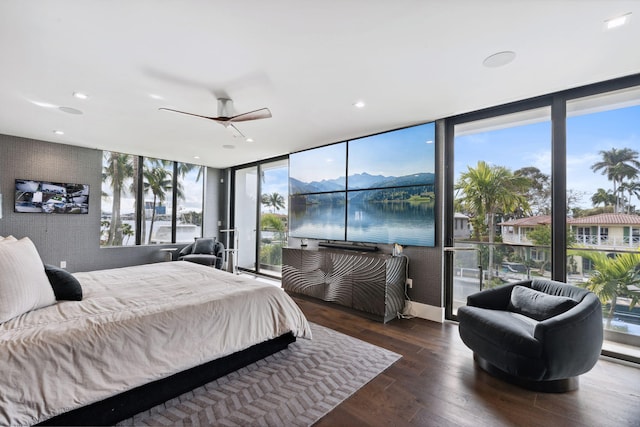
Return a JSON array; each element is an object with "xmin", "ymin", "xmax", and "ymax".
[
  {"xmin": 258, "ymin": 159, "xmax": 289, "ymax": 277},
  {"xmin": 233, "ymin": 157, "xmax": 289, "ymax": 277},
  {"xmin": 234, "ymin": 166, "xmax": 258, "ymax": 272}
]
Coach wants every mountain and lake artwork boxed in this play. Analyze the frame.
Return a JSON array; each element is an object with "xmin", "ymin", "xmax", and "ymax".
[{"xmin": 288, "ymin": 122, "xmax": 436, "ymax": 247}]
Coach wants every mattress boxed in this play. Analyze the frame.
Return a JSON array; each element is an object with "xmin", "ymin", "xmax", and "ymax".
[{"xmin": 0, "ymin": 261, "xmax": 312, "ymax": 425}]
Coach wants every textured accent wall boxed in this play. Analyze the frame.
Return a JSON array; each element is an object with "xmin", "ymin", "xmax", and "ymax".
[{"xmin": 0, "ymin": 134, "xmax": 221, "ymax": 272}]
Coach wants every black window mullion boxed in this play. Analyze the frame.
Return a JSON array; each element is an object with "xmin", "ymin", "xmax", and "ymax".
[
  {"xmin": 172, "ymin": 162, "xmax": 178, "ymax": 243},
  {"xmin": 551, "ymin": 96, "xmax": 567, "ymax": 281},
  {"xmin": 135, "ymin": 156, "xmax": 144, "ymax": 245}
]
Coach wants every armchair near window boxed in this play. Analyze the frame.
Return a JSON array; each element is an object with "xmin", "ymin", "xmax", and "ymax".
[
  {"xmin": 177, "ymin": 238, "xmax": 225, "ymax": 269},
  {"xmin": 457, "ymin": 278, "xmax": 602, "ymax": 392}
]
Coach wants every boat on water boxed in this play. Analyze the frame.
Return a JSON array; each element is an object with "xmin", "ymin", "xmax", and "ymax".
[{"xmin": 150, "ymin": 224, "xmax": 200, "ymax": 244}]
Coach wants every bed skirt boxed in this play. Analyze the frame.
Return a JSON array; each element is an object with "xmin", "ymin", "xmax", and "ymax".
[{"xmin": 38, "ymin": 332, "xmax": 296, "ymax": 426}]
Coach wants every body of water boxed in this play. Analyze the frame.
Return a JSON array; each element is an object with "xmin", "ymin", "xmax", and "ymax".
[
  {"xmin": 104, "ymin": 220, "xmax": 201, "ymax": 246},
  {"xmin": 290, "ymin": 200, "xmax": 435, "ymax": 246}
]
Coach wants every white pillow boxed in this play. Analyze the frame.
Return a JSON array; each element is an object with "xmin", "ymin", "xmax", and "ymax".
[
  {"xmin": 0, "ymin": 235, "xmax": 18, "ymax": 243},
  {"xmin": 0, "ymin": 237, "xmax": 56, "ymax": 323}
]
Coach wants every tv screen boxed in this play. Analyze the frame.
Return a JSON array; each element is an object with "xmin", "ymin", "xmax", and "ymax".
[
  {"xmin": 15, "ymin": 179, "xmax": 89, "ymax": 214},
  {"xmin": 289, "ymin": 122, "xmax": 436, "ymax": 246},
  {"xmin": 289, "ymin": 142, "xmax": 347, "ymax": 194}
]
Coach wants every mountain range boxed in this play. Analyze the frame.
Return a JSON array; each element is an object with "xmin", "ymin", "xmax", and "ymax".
[{"xmin": 290, "ymin": 172, "xmax": 435, "ymax": 194}]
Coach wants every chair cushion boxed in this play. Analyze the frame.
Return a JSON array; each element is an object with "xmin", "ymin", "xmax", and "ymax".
[
  {"xmin": 193, "ymin": 238, "xmax": 215, "ymax": 255},
  {"xmin": 508, "ymin": 285, "xmax": 577, "ymax": 321},
  {"xmin": 44, "ymin": 264, "xmax": 83, "ymax": 301}
]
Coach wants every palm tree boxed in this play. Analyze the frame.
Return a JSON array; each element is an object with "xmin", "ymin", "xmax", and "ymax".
[
  {"xmin": 177, "ymin": 162, "xmax": 204, "ymax": 182},
  {"xmin": 591, "ymin": 188, "xmax": 616, "ymax": 208},
  {"xmin": 618, "ymin": 181, "xmax": 640, "ymax": 214},
  {"xmin": 143, "ymin": 167, "xmax": 174, "ymax": 243},
  {"xmin": 261, "ymin": 192, "xmax": 286, "ymax": 213},
  {"xmin": 574, "ymin": 251, "xmax": 640, "ymax": 322},
  {"xmin": 455, "ymin": 161, "xmax": 530, "ymax": 280},
  {"xmin": 102, "ymin": 152, "xmax": 134, "ymax": 246},
  {"xmin": 591, "ymin": 148, "xmax": 640, "ymax": 213}
]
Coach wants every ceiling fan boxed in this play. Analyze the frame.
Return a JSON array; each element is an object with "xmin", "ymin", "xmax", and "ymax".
[{"xmin": 159, "ymin": 98, "xmax": 271, "ymax": 138}]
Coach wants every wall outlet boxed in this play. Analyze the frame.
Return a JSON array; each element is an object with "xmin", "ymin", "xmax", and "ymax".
[
  {"xmin": 60, "ymin": 261, "xmax": 67, "ymax": 269},
  {"xmin": 406, "ymin": 278, "xmax": 413, "ymax": 288}
]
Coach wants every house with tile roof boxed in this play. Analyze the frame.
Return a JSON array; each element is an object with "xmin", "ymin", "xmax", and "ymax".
[
  {"xmin": 569, "ymin": 213, "xmax": 640, "ymax": 250},
  {"xmin": 499, "ymin": 213, "xmax": 640, "ymax": 276},
  {"xmin": 500, "ymin": 213, "xmax": 640, "ymax": 250}
]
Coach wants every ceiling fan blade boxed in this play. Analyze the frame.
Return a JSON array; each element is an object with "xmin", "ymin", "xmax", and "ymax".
[
  {"xmin": 225, "ymin": 123, "xmax": 246, "ymax": 138},
  {"xmin": 159, "ymin": 108, "xmax": 218, "ymax": 121},
  {"xmin": 228, "ymin": 108, "xmax": 272, "ymax": 123}
]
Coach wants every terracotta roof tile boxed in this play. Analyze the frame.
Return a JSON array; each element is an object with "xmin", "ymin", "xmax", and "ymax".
[
  {"xmin": 499, "ymin": 215, "xmax": 551, "ymax": 226},
  {"xmin": 567, "ymin": 213, "xmax": 640, "ymax": 225}
]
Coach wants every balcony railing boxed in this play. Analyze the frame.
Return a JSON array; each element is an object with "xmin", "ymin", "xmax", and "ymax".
[{"xmin": 502, "ymin": 233, "xmax": 640, "ymax": 249}]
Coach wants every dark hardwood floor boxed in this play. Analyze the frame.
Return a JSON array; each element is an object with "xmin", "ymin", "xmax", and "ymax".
[{"xmin": 293, "ymin": 297, "xmax": 640, "ymax": 427}]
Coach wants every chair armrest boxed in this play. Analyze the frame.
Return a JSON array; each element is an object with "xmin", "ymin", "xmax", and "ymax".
[
  {"xmin": 178, "ymin": 243, "xmax": 194, "ymax": 258},
  {"xmin": 466, "ymin": 281, "xmax": 530, "ymax": 310},
  {"xmin": 533, "ymin": 293, "xmax": 602, "ymax": 379}
]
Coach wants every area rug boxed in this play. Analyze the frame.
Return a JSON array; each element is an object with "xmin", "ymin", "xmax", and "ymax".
[{"xmin": 117, "ymin": 322, "xmax": 401, "ymax": 426}]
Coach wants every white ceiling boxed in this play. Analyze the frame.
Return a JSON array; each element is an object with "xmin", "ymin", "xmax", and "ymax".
[{"xmin": 0, "ymin": 1, "xmax": 638, "ymax": 169}]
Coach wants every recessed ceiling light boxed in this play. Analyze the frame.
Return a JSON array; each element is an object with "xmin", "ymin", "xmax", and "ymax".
[
  {"xmin": 53, "ymin": 130, "xmax": 65, "ymax": 135},
  {"xmin": 482, "ymin": 51, "xmax": 516, "ymax": 68},
  {"xmin": 73, "ymin": 92, "xmax": 88, "ymax": 100},
  {"xmin": 245, "ymin": 138, "xmax": 254, "ymax": 143},
  {"xmin": 605, "ymin": 13, "xmax": 631, "ymax": 30},
  {"xmin": 59, "ymin": 106, "xmax": 83, "ymax": 115},
  {"xmin": 193, "ymin": 155, "xmax": 200, "ymax": 159},
  {"xmin": 222, "ymin": 144, "xmax": 235, "ymax": 149},
  {"xmin": 30, "ymin": 100, "xmax": 57, "ymax": 108},
  {"xmin": 149, "ymin": 94, "xmax": 164, "ymax": 100},
  {"xmin": 353, "ymin": 101, "xmax": 366, "ymax": 108}
]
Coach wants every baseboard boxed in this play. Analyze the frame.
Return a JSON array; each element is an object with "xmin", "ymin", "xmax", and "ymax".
[{"xmin": 403, "ymin": 300, "xmax": 444, "ymax": 323}]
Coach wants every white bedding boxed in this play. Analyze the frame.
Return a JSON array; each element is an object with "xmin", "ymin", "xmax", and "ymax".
[{"xmin": 0, "ymin": 261, "xmax": 312, "ymax": 425}]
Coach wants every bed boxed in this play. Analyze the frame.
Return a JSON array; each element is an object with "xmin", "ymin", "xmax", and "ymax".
[{"xmin": 0, "ymin": 241, "xmax": 312, "ymax": 426}]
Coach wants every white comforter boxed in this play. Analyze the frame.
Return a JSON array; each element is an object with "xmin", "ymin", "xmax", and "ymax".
[{"xmin": 0, "ymin": 261, "xmax": 312, "ymax": 425}]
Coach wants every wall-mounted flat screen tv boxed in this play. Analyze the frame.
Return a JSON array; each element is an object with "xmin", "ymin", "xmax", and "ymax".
[
  {"xmin": 15, "ymin": 179, "xmax": 89, "ymax": 214},
  {"xmin": 289, "ymin": 122, "xmax": 435, "ymax": 247}
]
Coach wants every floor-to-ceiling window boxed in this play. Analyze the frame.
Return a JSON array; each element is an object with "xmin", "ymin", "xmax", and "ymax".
[
  {"xmin": 449, "ymin": 107, "xmax": 552, "ymax": 316},
  {"xmin": 566, "ymin": 86, "xmax": 640, "ymax": 358},
  {"xmin": 446, "ymin": 75, "xmax": 640, "ymax": 362}
]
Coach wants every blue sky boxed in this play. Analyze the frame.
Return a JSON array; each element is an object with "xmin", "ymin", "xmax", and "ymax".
[
  {"xmin": 289, "ymin": 122, "xmax": 435, "ymax": 184},
  {"xmin": 454, "ymin": 104, "xmax": 640, "ymax": 209}
]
